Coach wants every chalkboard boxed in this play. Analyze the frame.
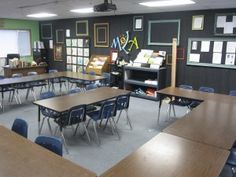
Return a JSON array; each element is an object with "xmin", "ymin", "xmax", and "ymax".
[
  {"xmin": 187, "ymin": 37, "xmax": 236, "ymax": 69},
  {"xmin": 148, "ymin": 19, "xmax": 180, "ymax": 46}
]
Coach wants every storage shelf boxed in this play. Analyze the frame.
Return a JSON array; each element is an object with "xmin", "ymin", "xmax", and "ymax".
[
  {"xmin": 124, "ymin": 79, "xmax": 158, "ymax": 88},
  {"xmin": 131, "ymin": 92, "xmax": 158, "ymax": 101},
  {"xmin": 124, "ymin": 66, "xmax": 166, "ymax": 73}
]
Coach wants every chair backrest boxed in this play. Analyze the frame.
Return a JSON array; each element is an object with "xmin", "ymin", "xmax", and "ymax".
[
  {"xmin": 68, "ymin": 87, "xmax": 81, "ymax": 94},
  {"xmin": 67, "ymin": 104, "xmax": 87, "ymax": 125},
  {"xmin": 116, "ymin": 94, "xmax": 130, "ymax": 110},
  {"xmin": 35, "ymin": 136, "xmax": 63, "ymax": 156},
  {"xmin": 199, "ymin": 86, "xmax": 215, "ymax": 93},
  {"xmin": 89, "ymin": 71, "xmax": 96, "ymax": 75},
  {"xmin": 0, "ymin": 75, "xmax": 4, "ymax": 80},
  {"xmin": 27, "ymin": 71, "xmax": 38, "ymax": 76},
  {"xmin": 49, "ymin": 69, "xmax": 58, "ymax": 73},
  {"xmin": 40, "ymin": 91, "xmax": 55, "ymax": 100},
  {"xmin": 11, "ymin": 118, "xmax": 28, "ymax": 138},
  {"xmin": 12, "ymin": 73, "xmax": 23, "ymax": 78},
  {"xmin": 99, "ymin": 100, "xmax": 117, "ymax": 119},
  {"xmin": 229, "ymin": 90, "xmax": 236, "ymax": 96},
  {"xmin": 179, "ymin": 84, "xmax": 193, "ymax": 90},
  {"xmin": 102, "ymin": 72, "xmax": 111, "ymax": 86},
  {"xmin": 86, "ymin": 83, "xmax": 98, "ymax": 90}
]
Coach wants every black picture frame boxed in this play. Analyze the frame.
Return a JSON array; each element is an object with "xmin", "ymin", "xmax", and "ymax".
[
  {"xmin": 41, "ymin": 24, "xmax": 52, "ymax": 39},
  {"xmin": 56, "ymin": 29, "xmax": 64, "ymax": 43}
]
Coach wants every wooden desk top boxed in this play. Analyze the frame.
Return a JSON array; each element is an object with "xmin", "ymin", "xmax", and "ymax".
[
  {"xmin": 0, "ymin": 71, "xmax": 104, "ymax": 86},
  {"xmin": 0, "ymin": 125, "xmax": 96, "ymax": 177},
  {"xmin": 100, "ymin": 133, "xmax": 229, "ymax": 177},
  {"xmin": 34, "ymin": 87, "xmax": 130, "ymax": 112},
  {"xmin": 164, "ymin": 100, "xmax": 236, "ymax": 149},
  {"xmin": 158, "ymin": 87, "xmax": 236, "ymax": 149}
]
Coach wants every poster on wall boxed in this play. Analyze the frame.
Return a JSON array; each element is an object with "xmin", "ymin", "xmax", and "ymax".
[{"xmin": 215, "ymin": 13, "xmax": 236, "ymax": 36}]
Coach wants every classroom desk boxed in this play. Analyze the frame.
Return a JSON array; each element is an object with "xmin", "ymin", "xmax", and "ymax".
[
  {"xmin": 0, "ymin": 125, "xmax": 96, "ymax": 177},
  {"xmin": 34, "ymin": 87, "xmax": 130, "ymax": 133},
  {"xmin": 157, "ymin": 87, "xmax": 236, "ymax": 150},
  {"xmin": 100, "ymin": 133, "xmax": 229, "ymax": 177}
]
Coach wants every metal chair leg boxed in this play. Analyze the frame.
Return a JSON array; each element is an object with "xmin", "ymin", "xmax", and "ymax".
[
  {"xmin": 93, "ymin": 121, "xmax": 100, "ymax": 145},
  {"xmin": 110, "ymin": 118, "xmax": 120, "ymax": 140},
  {"xmin": 60, "ymin": 129, "xmax": 69, "ymax": 154},
  {"xmin": 47, "ymin": 118, "xmax": 53, "ymax": 135},
  {"xmin": 82, "ymin": 122, "xmax": 91, "ymax": 143},
  {"xmin": 172, "ymin": 104, "xmax": 176, "ymax": 117},
  {"xmin": 39, "ymin": 117, "xmax": 46, "ymax": 134},
  {"xmin": 116, "ymin": 110, "xmax": 123, "ymax": 124},
  {"xmin": 125, "ymin": 109, "xmax": 132, "ymax": 130}
]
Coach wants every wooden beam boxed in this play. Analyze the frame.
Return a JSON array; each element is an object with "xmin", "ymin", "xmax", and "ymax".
[{"xmin": 171, "ymin": 38, "xmax": 177, "ymax": 87}]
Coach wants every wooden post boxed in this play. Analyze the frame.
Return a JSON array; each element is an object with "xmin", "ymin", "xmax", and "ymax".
[{"xmin": 171, "ymin": 38, "xmax": 177, "ymax": 87}]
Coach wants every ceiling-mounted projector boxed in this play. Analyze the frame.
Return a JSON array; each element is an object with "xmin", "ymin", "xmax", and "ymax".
[{"xmin": 93, "ymin": 0, "xmax": 117, "ymax": 12}]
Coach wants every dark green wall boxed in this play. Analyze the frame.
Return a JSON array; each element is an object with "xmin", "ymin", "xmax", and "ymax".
[{"xmin": 40, "ymin": 8, "xmax": 236, "ymax": 94}]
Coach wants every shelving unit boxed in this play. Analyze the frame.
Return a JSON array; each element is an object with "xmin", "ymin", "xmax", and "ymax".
[
  {"xmin": 86, "ymin": 55, "xmax": 110, "ymax": 75},
  {"xmin": 66, "ymin": 38, "xmax": 90, "ymax": 72},
  {"xmin": 124, "ymin": 66, "xmax": 166, "ymax": 101}
]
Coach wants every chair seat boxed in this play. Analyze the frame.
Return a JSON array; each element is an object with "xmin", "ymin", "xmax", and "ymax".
[
  {"xmin": 169, "ymin": 99, "xmax": 192, "ymax": 107},
  {"xmin": 87, "ymin": 110, "xmax": 100, "ymax": 121},
  {"xmin": 41, "ymin": 108, "xmax": 61, "ymax": 118},
  {"xmin": 227, "ymin": 149, "xmax": 236, "ymax": 166}
]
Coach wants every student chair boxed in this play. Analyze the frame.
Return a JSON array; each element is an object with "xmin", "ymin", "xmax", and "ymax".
[
  {"xmin": 54, "ymin": 104, "xmax": 89, "ymax": 153},
  {"xmin": 87, "ymin": 100, "xmax": 118, "ymax": 145},
  {"xmin": 86, "ymin": 83, "xmax": 98, "ymax": 90},
  {"xmin": 229, "ymin": 90, "xmax": 236, "ymax": 96},
  {"xmin": 27, "ymin": 71, "xmax": 47, "ymax": 95},
  {"xmin": 68, "ymin": 87, "xmax": 82, "ymax": 94},
  {"xmin": 0, "ymin": 75, "xmax": 17, "ymax": 111},
  {"xmin": 35, "ymin": 135, "xmax": 63, "ymax": 156},
  {"xmin": 100, "ymin": 72, "xmax": 111, "ymax": 87},
  {"xmin": 11, "ymin": 118, "xmax": 28, "ymax": 138},
  {"xmin": 189, "ymin": 86, "xmax": 215, "ymax": 109},
  {"xmin": 48, "ymin": 69, "xmax": 67, "ymax": 92},
  {"xmin": 168, "ymin": 84, "xmax": 193, "ymax": 118},
  {"xmin": 39, "ymin": 91, "xmax": 60, "ymax": 134},
  {"xmin": 116, "ymin": 94, "xmax": 132, "ymax": 130},
  {"xmin": 225, "ymin": 142, "xmax": 236, "ymax": 177},
  {"xmin": 12, "ymin": 73, "xmax": 36, "ymax": 103}
]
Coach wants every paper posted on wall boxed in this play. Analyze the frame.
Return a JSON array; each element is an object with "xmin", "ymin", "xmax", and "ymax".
[{"xmin": 189, "ymin": 53, "xmax": 200, "ymax": 62}]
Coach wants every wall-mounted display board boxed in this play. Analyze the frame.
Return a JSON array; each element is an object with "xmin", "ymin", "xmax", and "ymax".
[
  {"xmin": 41, "ymin": 24, "xmax": 52, "ymax": 39},
  {"xmin": 66, "ymin": 38, "xmax": 90, "ymax": 72},
  {"xmin": 187, "ymin": 38, "xmax": 236, "ymax": 69},
  {"xmin": 214, "ymin": 13, "xmax": 236, "ymax": 36},
  {"xmin": 148, "ymin": 19, "xmax": 180, "ymax": 46}
]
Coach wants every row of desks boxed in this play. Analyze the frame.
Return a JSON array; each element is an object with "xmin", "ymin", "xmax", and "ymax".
[{"xmin": 99, "ymin": 86, "xmax": 236, "ymax": 177}]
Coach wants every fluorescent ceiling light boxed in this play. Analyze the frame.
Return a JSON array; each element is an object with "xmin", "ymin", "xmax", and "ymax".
[
  {"xmin": 70, "ymin": 8, "xmax": 94, "ymax": 13},
  {"xmin": 27, "ymin": 13, "xmax": 57, "ymax": 18},
  {"xmin": 139, "ymin": 0, "xmax": 195, "ymax": 7}
]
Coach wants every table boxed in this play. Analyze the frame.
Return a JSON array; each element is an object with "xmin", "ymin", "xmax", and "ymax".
[
  {"xmin": 3, "ymin": 65, "xmax": 47, "ymax": 78},
  {"xmin": 0, "ymin": 125, "xmax": 96, "ymax": 177},
  {"xmin": 100, "ymin": 133, "xmax": 229, "ymax": 177},
  {"xmin": 34, "ymin": 87, "xmax": 130, "ymax": 132},
  {"xmin": 157, "ymin": 87, "xmax": 236, "ymax": 150}
]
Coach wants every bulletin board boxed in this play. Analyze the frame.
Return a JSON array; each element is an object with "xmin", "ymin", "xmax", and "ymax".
[{"xmin": 187, "ymin": 38, "xmax": 236, "ymax": 69}]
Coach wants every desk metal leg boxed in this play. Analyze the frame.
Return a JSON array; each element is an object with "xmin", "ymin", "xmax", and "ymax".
[
  {"xmin": 157, "ymin": 95, "xmax": 163, "ymax": 126},
  {"xmin": 38, "ymin": 106, "xmax": 41, "ymax": 134}
]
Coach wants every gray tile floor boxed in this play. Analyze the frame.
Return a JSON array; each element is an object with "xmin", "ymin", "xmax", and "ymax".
[{"xmin": 0, "ymin": 85, "xmax": 231, "ymax": 176}]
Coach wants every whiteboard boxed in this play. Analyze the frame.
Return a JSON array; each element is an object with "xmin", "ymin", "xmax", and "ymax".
[{"xmin": 0, "ymin": 29, "xmax": 31, "ymax": 57}]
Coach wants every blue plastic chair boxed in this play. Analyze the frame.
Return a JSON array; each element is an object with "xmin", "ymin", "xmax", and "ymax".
[
  {"xmin": 86, "ymin": 83, "xmax": 98, "ymax": 90},
  {"xmin": 35, "ymin": 135, "xmax": 63, "ymax": 156},
  {"xmin": 11, "ymin": 118, "xmax": 28, "ymax": 138},
  {"xmin": 68, "ymin": 87, "xmax": 82, "ymax": 94},
  {"xmin": 12, "ymin": 73, "xmax": 35, "ymax": 103},
  {"xmin": 87, "ymin": 100, "xmax": 118, "ymax": 145},
  {"xmin": 116, "ymin": 94, "xmax": 132, "ymax": 129},
  {"xmin": 0, "ymin": 75, "xmax": 16, "ymax": 111},
  {"xmin": 39, "ymin": 91, "xmax": 60, "ymax": 134},
  {"xmin": 27, "ymin": 71, "xmax": 47, "ymax": 94},
  {"xmin": 48, "ymin": 69, "xmax": 67, "ymax": 92},
  {"xmin": 101, "ymin": 72, "xmax": 111, "ymax": 87},
  {"xmin": 54, "ymin": 104, "xmax": 89, "ymax": 153},
  {"xmin": 229, "ymin": 90, "xmax": 236, "ymax": 96},
  {"xmin": 189, "ymin": 86, "xmax": 215, "ymax": 109},
  {"xmin": 168, "ymin": 84, "xmax": 193, "ymax": 117}
]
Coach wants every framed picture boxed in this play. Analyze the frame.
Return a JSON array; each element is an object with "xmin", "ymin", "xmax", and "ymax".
[
  {"xmin": 41, "ymin": 24, "xmax": 52, "ymax": 39},
  {"xmin": 133, "ymin": 16, "xmax": 143, "ymax": 31},
  {"xmin": 214, "ymin": 13, "xmax": 236, "ymax": 36},
  {"xmin": 76, "ymin": 20, "xmax": 89, "ymax": 36},
  {"xmin": 94, "ymin": 23, "xmax": 109, "ymax": 47},
  {"xmin": 110, "ymin": 49, "xmax": 118, "ymax": 63},
  {"xmin": 192, "ymin": 15, "xmax": 204, "ymax": 30},
  {"xmin": 177, "ymin": 48, "xmax": 185, "ymax": 60},
  {"xmin": 56, "ymin": 29, "xmax": 64, "ymax": 43},
  {"xmin": 54, "ymin": 44, "xmax": 63, "ymax": 61}
]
